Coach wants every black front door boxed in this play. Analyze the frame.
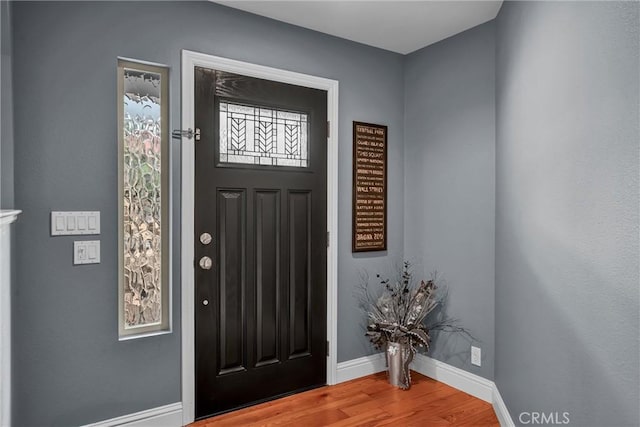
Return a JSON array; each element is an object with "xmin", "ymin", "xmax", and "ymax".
[{"xmin": 194, "ymin": 67, "xmax": 328, "ymax": 419}]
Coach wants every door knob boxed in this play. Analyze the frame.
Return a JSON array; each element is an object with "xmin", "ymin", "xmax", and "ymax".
[
  {"xmin": 200, "ymin": 232, "xmax": 213, "ymax": 245},
  {"xmin": 202, "ymin": 299, "xmax": 209, "ymax": 306},
  {"xmin": 199, "ymin": 256, "xmax": 213, "ymax": 270}
]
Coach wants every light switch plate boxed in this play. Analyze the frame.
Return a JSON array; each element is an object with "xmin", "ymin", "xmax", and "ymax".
[
  {"xmin": 51, "ymin": 211, "xmax": 100, "ymax": 236},
  {"xmin": 74, "ymin": 240, "xmax": 100, "ymax": 265}
]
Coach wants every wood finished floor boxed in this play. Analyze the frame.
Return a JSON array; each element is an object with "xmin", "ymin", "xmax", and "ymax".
[{"xmin": 191, "ymin": 371, "xmax": 500, "ymax": 426}]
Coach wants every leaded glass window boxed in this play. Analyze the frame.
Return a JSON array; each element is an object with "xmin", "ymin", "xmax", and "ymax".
[
  {"xmin": 219, "ymin": 102, "xmax": 309, "ymax": 167},
  {"xmin": 117, "ymin": 59, "xmax": 170, "ymax": 338}
]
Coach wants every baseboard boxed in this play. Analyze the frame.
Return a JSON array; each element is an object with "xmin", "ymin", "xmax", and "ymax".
[
  {"xmin": 82, "ymin": 402, "xmax": 182, "ymax": 427},
  {"xmin": 84, "ymin": 354, "xmax": 385, "ymax": 426},
  {"xmin": 336, "ymin": 352, "xmax": 386, "ymax": 383},
  {"xmin": 410, "ymin": 354, "xmax": 515, "ymax": 426},
  {"xmin": 492, "ymin": 385, "xmax": 516, "ymax": 427},
  {"xmin": 83, "ymin": 356, "xmax": 514, "ymax": 427},
  {"xmin": 411, "ymin": 354, "xmax": 494, "ymax": 403}
]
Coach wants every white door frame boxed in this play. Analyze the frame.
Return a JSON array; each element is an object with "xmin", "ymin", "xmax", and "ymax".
[{"xmin": 180, "ymin": 50, "xmax": 339, "ymax": 425}]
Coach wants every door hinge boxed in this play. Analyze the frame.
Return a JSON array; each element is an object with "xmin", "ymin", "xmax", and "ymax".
[
  {"xmin": 327, "ymin": 231, "xmax": 330, "ymax": 248},
  {"xmin": 172, "ymin": 128, "xmax": 200, "ymax": 141},
  {"xmin": 326, "ymin": 340, "xmax": 330, "ymax": 357},
  {"xmin": 327, "ymin": 121, "xmax": 330, "ymax": 138}
]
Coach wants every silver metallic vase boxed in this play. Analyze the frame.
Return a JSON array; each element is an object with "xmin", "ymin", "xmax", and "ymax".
[{"xmin": 386, "ymin": 341, "xmax": 413, "ymax": 389}]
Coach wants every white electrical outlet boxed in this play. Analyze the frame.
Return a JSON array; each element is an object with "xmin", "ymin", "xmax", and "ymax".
[{"xmin": 471, "ymin": 346, "xmax": 481, "ymax": 367}]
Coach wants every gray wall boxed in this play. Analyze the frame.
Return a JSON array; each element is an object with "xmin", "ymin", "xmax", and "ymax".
[
  {"xmin": 495, "ymin": 2, "xmax": 639, "ymax": 426},
  {"xmin": 10, "ymin": 1, "xmax": 404, "ymax": 425},
  {"xmin": 404, "ymin": 22, "xmax": 495, "ymax": 379},
  {"xmin": 10, "ymin": 1, "xmax": 640, "ymax": 426},
  {"xmin": 1, "ymin": 0, "xmax": 14, "ymax": 209}
]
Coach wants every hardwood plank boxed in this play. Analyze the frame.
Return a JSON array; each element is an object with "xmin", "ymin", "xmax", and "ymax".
[
  {"xmin": 341, "ymin": 379, "xmax": 447, "ymax": 417},
  {"xmin": 266, "ymin": 408, "xmax": 349, "ymax": 426},
  {"xmin": 381, "ymin": 384, "xmax": 463, "ymax": 416},
  {"xmin": 437, "ymin": 398, "xmax": 495, "ymax": 424},
  {"xmin": 327, "ymin": 409, "xmax": 392, "ymax": 427},
  {"xmin": 454, "ymin": 408, "xmax": 502, "ymax": 427},
  {"xmin": 190, "ymin": 372, "xmax": 500, "ymax": 426},
  {"xmin": 374, "ymin": 410, "xmax": 452, "ymax": 426}
]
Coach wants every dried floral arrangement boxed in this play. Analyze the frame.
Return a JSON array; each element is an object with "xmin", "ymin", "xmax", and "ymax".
[{"xmin": 357, "ymin": 261, "xmax": 474, "ymax": 388}]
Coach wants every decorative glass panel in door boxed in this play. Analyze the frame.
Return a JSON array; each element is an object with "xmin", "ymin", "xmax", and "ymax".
[{"xmin": 219, "ymin": 101, "xmax": 309, "ymax": 167}]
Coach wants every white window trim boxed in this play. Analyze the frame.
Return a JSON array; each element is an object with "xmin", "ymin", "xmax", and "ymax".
[{"xmin": 180, "ymin": 50, "xmax": 339, "ymax": 425}]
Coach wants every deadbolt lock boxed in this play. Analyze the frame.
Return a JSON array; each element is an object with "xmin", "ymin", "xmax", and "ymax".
[
  {"xmin": 199, "ymin": 256, "xmax": 213, "ymax": 270},
  {"xmin": 200, "ymin": 232, "xmax": 213, "ymax": 245}
]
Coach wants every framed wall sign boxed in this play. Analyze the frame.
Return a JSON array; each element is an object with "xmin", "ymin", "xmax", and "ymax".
[{"xmin": 352, "ymin": 121, "xmax": 387, "ymax": 252}]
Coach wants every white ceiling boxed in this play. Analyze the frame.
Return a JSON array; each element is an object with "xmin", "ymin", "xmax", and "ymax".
[{"xmin": 214, "ymin": 1, "xmax": 503, "ymax": 54}]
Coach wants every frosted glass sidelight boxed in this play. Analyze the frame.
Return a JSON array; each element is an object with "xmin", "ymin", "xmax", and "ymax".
[
  {"xmin": 118, "ymin": 60, "xmax": 170, "ymax": 338},
  {"xmin": 219, "ymin": 102, "xmax": 309, "ymax": 167}
]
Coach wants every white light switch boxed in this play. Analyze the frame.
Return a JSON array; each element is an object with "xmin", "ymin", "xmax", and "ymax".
[
  {"xmin": 55, "ymin": 216, "xmax": 65, "ymax": 232},
  {"xmin": 51, "ymin": 212, "xmax": 100, "ymax": 236},
  {"xmin": 88, "ymin": 244, "xmax": 97, "ymax": 260},
  {"xmin": 74, "ymin": 241, "xmax": 100, "ymax": 265},
  {"xmin": 88, "ymin": 215, "xmax": 98, "ymax": 232}
]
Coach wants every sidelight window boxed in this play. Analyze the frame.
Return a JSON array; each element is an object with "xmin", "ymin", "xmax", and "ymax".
[{"xmin": 117, "ymin": 59, "xmax": 170, "ymax": 338}]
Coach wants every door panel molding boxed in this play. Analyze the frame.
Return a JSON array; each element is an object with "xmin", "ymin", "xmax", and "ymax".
[
  {"xmin": 181, "ymin": 50, "xmax": 339, "ymax": 425},
  {"xmin": 287, "ymin": 191, "xmax": 312, "ymax": 359},
  {"xmin": 254, "ymin": 190, "xmax": 281, "ymax": 367},
  {"xmin": 217, "ymin": 189, "xmax": 247, "ymax": 376}
]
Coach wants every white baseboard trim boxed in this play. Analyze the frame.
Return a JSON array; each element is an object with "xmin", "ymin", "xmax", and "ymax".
[
  {"xmin": 411, "ymin": 354, "xmax": 493, "ymax": 402},
  {"xmin": 492, "ymin": 385, "xmax": 516, "ymax": 427},
  {"xmin": 410, "ymin": 354, "xmax": 515, "ymax": 425},
  {"xmin": 83, "ymin": 356, "xmax": 514, "ymax": 427},
  {"xmin": 83, "ymin": 402, "xmax": 183, "ymax": 427},
  {"xmin": 336, "ymin": 353, "xmax": 386, "ymax": 383},
  {"xmin": 337, "ymin": 352, "xmax": 515, "ymax": 426}
]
